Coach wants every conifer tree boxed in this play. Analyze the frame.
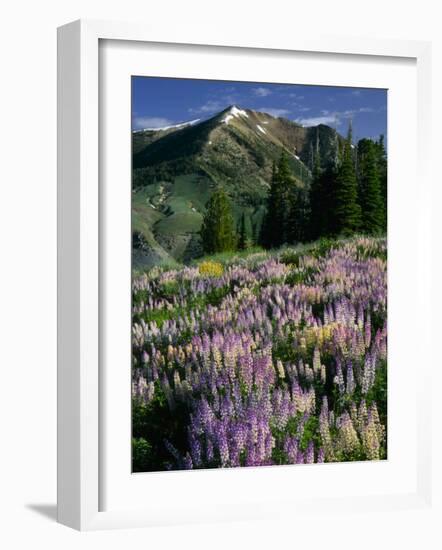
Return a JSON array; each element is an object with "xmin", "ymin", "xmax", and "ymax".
[
  {"xmin": 277, "ymin": 152, "xmax": 296, "ymax": 243},
  {"xmin": 334, "ymin": 126, "xmax": 361, "ymax": 235},
  {"xmin": 332, "ymin": 128, "xmax": 341, "ymax": 169},
  {"xmin": 308, "ymin": 142, "xmax": 324, "ymax": 240},
  {"xmin": 375, "ymin": 135, "xmax": 387, "ymax": 230},
  {"xmin": 251, "ymin": 220, "xmax": 259, "ymax": 246},
  {"xmin": 347, "ymin": 118, "xmax": 353, "ymax": 147},
  {"xmin": 288, "ymin": 183, "xmax": 310, "ymax": 243},
  {"xmin": 324, "ymin": 165, "xmax": 340, "ymax": 236},
  {"xmin": 308, "ymin": 135, "xmax": 339, "ymax": 240},
  {"xmin": 260, "ymin": 161, "xmax": 279, "ymax": 248},
  {"xmin": 200, "ymin": 187, "xmax": 237, "ymax": 254},
  {"xmin": 308, "ymin": 142, "xmax": 315, "ymax": 172},
  {"xmin": 357, "ymin": 138, "xmax": 372, "ymax": 198},
  {"xmin": 358, "ymin": 139, "xmax": 383, "ymax": 234},
  {"xmin": 238, "ymin": 211, "xmax": 248, "ymax": 250},
  {"xmin": 260, "ymin": 153, "xmax": 294, "ymax": 248}
]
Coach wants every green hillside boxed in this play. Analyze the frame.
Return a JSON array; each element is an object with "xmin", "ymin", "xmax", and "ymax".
[{"xmin": 132, "ymin": 106, "xmax": 344, "ymax": 268}]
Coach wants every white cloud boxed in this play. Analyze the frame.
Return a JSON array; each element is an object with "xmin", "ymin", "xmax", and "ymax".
[
  {"xmin": 188, "ymin": 100, "xmax": 224, "ymax": 114},
  {"xmin": 253, "ymin": 87, "xmax": 272, "ymax": 97},
  {"xmin": 295, "ymin": 115, "xmax": 338, "ymax": 127},
  {"xmin": 257, "ymin": 107, "xmax": 291, "ymax": 117},
  {"xmin": 132, "ymin": 116, "xmax": 174, "ymax": 130},
  {"xmin": 295, "ymin": 106, "xmax": 376, "ymax": 128}
]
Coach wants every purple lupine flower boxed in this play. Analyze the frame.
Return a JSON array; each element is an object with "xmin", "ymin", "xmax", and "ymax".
[
  {"xmin": 215, "ymin": 423, "xmax": 230, "ymax": 467},
  {"xmin": 183, "ymin": 453, "xmax": 193, "ymax": 470},
  {"xmin": 206, "ymin": 437, "xmax": 214, "ymax": 462},
  {"xmin": 132, "ymin": 236, "xmax": 387, "ymax": 471},
  {"xmin": 334, "ymin": 359, "xmax": 345, "ymax": 395},
  {"xmin": 365, "ymin": 313, "xmax": 372, "ymax": 348},
  {"xmin": 306, "ymin": 441, "xmax": 314, "ymax": 464},
  {"xmin": 346, "ymin": 362, "xmax": 355, "ymax": 394},
  {"xmin": 284, "ymin": 436, "xmax": 299, "ymax": 464}
]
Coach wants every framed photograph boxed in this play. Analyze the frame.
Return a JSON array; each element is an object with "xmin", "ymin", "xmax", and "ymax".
[{"xmin": 57, "ymin": 19, "xmax": 432, "ymax": 530}]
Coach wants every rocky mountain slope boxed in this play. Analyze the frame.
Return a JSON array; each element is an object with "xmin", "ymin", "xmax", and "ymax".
[{"xmin": 132, "ymin": 105, "xmax": 343, "ymax": 268}]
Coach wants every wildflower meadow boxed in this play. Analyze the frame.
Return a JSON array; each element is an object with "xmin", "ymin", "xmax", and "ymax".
[{"xmin": 132, "ymin": 236, "xmax": 387, "ymax": 472}]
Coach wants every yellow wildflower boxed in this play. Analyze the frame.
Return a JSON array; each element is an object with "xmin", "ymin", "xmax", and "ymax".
[{"xmin": 198, "ymin": 260, "xmax": 224, "ymax": 277}]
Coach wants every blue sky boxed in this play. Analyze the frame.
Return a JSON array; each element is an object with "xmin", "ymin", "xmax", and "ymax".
[{"xmin": 132, "ymin": 77, "xmax": 387, "ymax": 141}]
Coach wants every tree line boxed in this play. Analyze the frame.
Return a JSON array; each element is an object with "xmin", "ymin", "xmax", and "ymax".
[{"xmin": 200, "ymin": 125, "xmax": 387, "ymax": 254}]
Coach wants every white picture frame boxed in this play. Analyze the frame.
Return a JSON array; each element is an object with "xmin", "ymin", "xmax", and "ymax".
[{"xmin": 57, "ymin": 19, "xmax": 433, "ymax": 531}]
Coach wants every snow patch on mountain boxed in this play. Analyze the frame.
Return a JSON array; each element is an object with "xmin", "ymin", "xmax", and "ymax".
[
  {"xmin": 223, "ymin": 115, "xmax": 234, "ymax": 124},
  {"xmin": 256, "ymin": 124, "xmax": 267, "ymax": 134},
  {"xmin": 134, "ymin": 119, "xmax": 200, "ymax": 132},
  {"xmin": 222, "ymin": 105, "xmax": 249, "ymax": 124}
]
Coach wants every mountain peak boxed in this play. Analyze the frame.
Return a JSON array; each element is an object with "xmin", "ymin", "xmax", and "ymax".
[{"xmin": 219, "ymin": 105, "xmax": 249, "ymax": 125}]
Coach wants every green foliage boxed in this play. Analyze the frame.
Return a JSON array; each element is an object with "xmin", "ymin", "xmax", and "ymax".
[
  {"xmin": 375, "ymin": 135, "xmax": 388, "ymax": 230},
  {"xmin": 288, "ymin": 183, "xmax": 310, "ymax": 243},
  {"xmin": 238, "ymin": 211, "xmax": 248, "ymax": 250},
  {"xmin": 132, "ymin": 230, "xmax": 149, "ymax": 251},
  {"xmin": 309, "ymin": 132, "xmax": 386, "ymax": 241},
  {"xmin": 260, "ymin": 153, "xmax": 296, "ymax": 248},
  {"xmin": 200, "ymin": 187, "xmax": 237, "ymax": 254},
  {"xmin": 132, "ymin": 438, "xmax": 153, "ymax": 472},
  {"xmin": 158, "ymin": 280, "xmax": 180, "ymax": 299},
  {"xmin": 206, "ymin": 285, "xmax": 231, "ymax": 306},
  {"xmin": 309, "ymin": 161, "xmax": 337, "ymax": 240},
  {"xmin": 299, "ymin": 416, "xmax": 320, "ymax": 451},
  {"xmin": 367, "ymin": 359, "xmax": 388, "ymax": 427},
  {"xmin": 334, "ymin": 136, "xmax": 362, "ymax": 235},
  {"xmin": 358, "ymin": 139, "xmax": 384, "ymax": 234},
  {"xmin": 133, "ymin": 117, "xmax": 215, "ymax": 170},
  {"xmin": 132, "ymin": 386, "xmax": 191, "ymax": 471}
]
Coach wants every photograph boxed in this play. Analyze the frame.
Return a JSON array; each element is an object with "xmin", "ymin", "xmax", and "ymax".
[
  {"xmin": 131, "ymin": 77, "xmax": 388, "ymax": 472},
  {"xmin": 1, "ymin": 0, "xmax": 436, "ymax": 542}
]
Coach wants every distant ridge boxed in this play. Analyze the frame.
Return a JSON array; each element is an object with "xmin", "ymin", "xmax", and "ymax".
[{"xmin": 133, "ymin": 118, "xmax": 200, "ymax": 133}]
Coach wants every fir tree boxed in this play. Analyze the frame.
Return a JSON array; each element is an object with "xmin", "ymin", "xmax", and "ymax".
[
  {"xmin": 251, "ymin": 219, "xmax": 259, "ymax": 246},
  {"xmin": 277, "ymin": 152, "xmax": 296, "ymax": 243},
  {"xmin": 200, "ymin": 187, "xmax": 237, "ymax": 254},
  {"xmin": 357, "ymin": 138, "xmax": 372, "ymax": 199},
  {"xmin": 260, "ymin": 153, "xmax": 294, "ymax": 248},
  {"xmin": 320, "ymin": 166, "xmax": 338, "ymax": 238},
  {"xmin": 334, "ymin": 126, "xmax": 361, "ymax": 235},
  {"xmin": 375, "ymin": 135, "xmax": 387, "ymax": 230},
  {"xmin": 308, "ymin": 142, "xmax": 315, "ymax": 172},
  {"xmin": 288, "ymin": 184, "xmax": 310, "ymax": 243},
  {"xmin": 260, "ymin": 161, "xmax": 278, "ymax": 248},
  {"xmin": 332, "ymin": 128, "xmax": 341, "ymax": 169},
  {"xmin": 309, "ymin": 137, "xmax": 338, "ymax": 239},
  {"xmin": 347, "ymin": 118, "xmax": 353, "ymax": 147},
  {"xmin": 308, "ymin": 141, "xmax": 324, "ymax": 240},
  {"xmin": 358, "ymin": 139, "xmax": 383, "ymax": 234},
  {"xmin": 238, "ymin": 211, "xmax": 248, "ymax": 250}
]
